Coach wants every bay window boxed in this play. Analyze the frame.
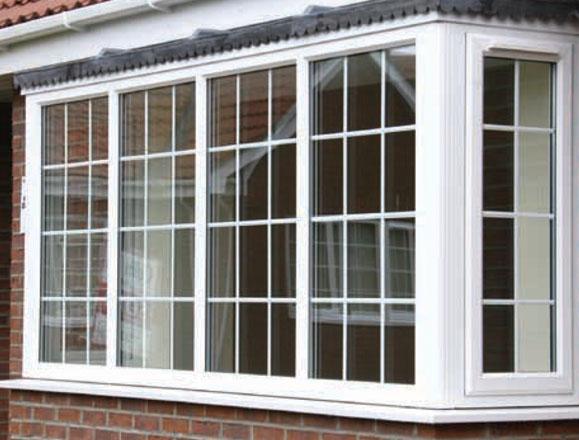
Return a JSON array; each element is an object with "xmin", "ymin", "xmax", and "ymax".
[{"xmin": 20, "ymin": 20, "xmax": 577, "ymax": 421}]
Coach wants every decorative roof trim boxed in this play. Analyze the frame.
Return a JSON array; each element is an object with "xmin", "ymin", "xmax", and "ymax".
[{"xmin": 14, "ymin": 0, "xmax": 579, "ymax": 89}]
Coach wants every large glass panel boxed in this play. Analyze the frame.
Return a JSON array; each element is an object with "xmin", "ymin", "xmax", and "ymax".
[
  {"xmin": 483, "ymin": 305, "xmax": 514, "ymax": 373},
  {"xmin": 484, "ymin": 58, "xmax": 515, "ymax": 126},
  {"xmin": 240, "ymin": 71, "xmax": 268, "ymax": 144},
  {"xmin": 208, "ymin": 303, "xmax": 235, "ymax": 373},
  {"xmin": 518, "ymin": 132, "xmax": 551, "ymax": 213},
  {"xmin": 121, "ymin": 160, "xmax": 145, "ymax": 227},
  {"xmin": 211, "ymin": 76, "xmax": 237, "ymax": 147},
  {"xmin": 175, "ymin": 83, "xmax": 196, "ymax": 151},
  {"xmin": 67, "ymin": 101, "xmax": 89, "ymax": 163},
  {"xmin": 175, "ymin": 154, "xmax": 195, "ymax": 224},
  {"xmin": 385, "ymin": 131, "xmax": 415, "ymax": 212},
  {"xmin": 483, "ymin": 131, "xmax": 514, "ymax": 212},
  {"xmin": 122, "ymin": 92, "xmax": 146, "ymax": 156},
  {"xmin": 210, "ymin": 151, "xmax": 236, "ymax": 223},
  {"xmin": 239, "ymin": 147, "xmax": 267, "ymax": 221},
  {"xmin": 67, "ymin": 166, "xmax": 89, "ymax": 230},
  {"xmin": 146, "ymin": 230, "xmax": 171, "ymax": 297},
  {"xmin": 385, "ymin": 46, "xmax": 416, "ymax": 127},
  {"xmin": 272, "ymin": 66, "xmax": 296, "ymax": 139},
  {"xmin": 271, "ymin": 304, "xmax": 296, "ymax": 376},
  {"xmin": 314, "ymin": 222, "xmax": 343, "ymax": 298},
  {"xmin": 174, "ymin": 228, "xmax": 194, "ymax": 297},
  {"xmin": 348, "ymin": 52, "xmax": 381, "ymax": 131},
  {"xmin": 210, "ymin": 227, "xmax": 235, "ymax": 298},
  {"xmin": 41, "ymin": 302, "xmax": 63, "ymax": 363},
  {"xmin": 147, "ymin": 157, "xmax": 171, "ymax": 225},
  {"xmin": 239, "ymin": 304, "xmax": 267, "ymax": 374},
  {"xmin": 347, "ymin": 135, "xmax": 380, "ymax": 214},
  {"xmin": 384, "ymin": 304, "xmax": 415, "ymax": 384},
  {"xmin": 145, "ymin": 302, "xmax": 171, "ymax": 369},
  {"xmin": 173, "ymin": 302, "xmax": 194, "ymax": 370},
  {"xmin": 348, "ymin": 221, "xmax": 380, "ymax": 299},
  {"xmin": 347, "ymin": 304, "xmax": 380, "ymax": 382},
  {"xmin": 314, "ymin": 139, "xmax": 343, "ymax": 216},
  {"xmin": 313, "ymin": 58, "xmax": 344, "ymax": 135},
  {"xmin": 271, "ymin": 145, "xmax": 296, "ymax": 219},
  {"xmin": 271, "ymin": 224, "xmax": 296, "ymax": 298},
  {"xmin": 519, "ymin": 61, "xmax": 552, "ymax": 128},
  {"xmin": 483, "ymin": 218, "xmax": 514, "ymax": 300},
  {"xmin": 148, "ymin": 87, "xmax": 173, "ymax": 154},
  {"xmin": 65, "ymin": 302, "xmax": 87, "ymax": 364},
  {"xmin": 312, "ymin": 303, "xmax": 343, "ymax": 380}
]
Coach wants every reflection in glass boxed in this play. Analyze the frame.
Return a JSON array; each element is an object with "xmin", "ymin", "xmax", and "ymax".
[
  {"xmin": 92, "ymin": 97, "xmax": 109, "ymax": 160},
  {"xmin": 148, "ymin": 87, "xmax": 173, "ymax": 153},
  {"xmin": 484, "ymin": 58, "xmax": 515, "ymax": 126},
  {"xmin": 519, "ymin": 132, "xmax": 551, "ymax": 213},
  {"xmin": 483, "ymin": 131, "xmax": 514, "ymax": 212},
  {"xmin": 518, "ymin": 218, "xmax": 552, "ymax": 301},
  {"xmin": 314, "ymin": 139, "xmax": 343, "ymax": 215},
  {"xmin": 240, "ymin": 226, "xmax": 267, "ymax": 298},
  {"xmin": 44, "ymin": 168, "xmax": 65, "ymax": 231},
  {"xmin": 272, "ymin": 224, "xmax": 296, "ymax": 298},
  {"xmin": 312, "ymin": 303, "xmax": 343, "ymax": 380},
  {"xmin": 272, "ymin": 66, "xmax": 296, "ymax": 139},
  {"xmin": 65, "ymin": 302, "xmax": 87, "ymax": 364},
  {"xmin": 119, "ymin": 301, "xmax": 143, "ymax": 367},
  {"xmin": 483, "ymin": 305, "xmax": 514, "ymax": 373},
  {"xmin": 519, "ymin": 61, "xmax": 552, "ymax": 128},
  {"xmin": 175, "ymin": 83, "xmax": 196, "ymax": 151},
  {"xmin": 67, "ymin": 165, "xmax": 89, "ymax": 230},
  {"xmin": 210, "ymin": 227, "xmax": 235, "ymax": 297},
  {"xmin": 122, "ymin": 92, "xmax": 146, "ymax": 156},
  {"xmin": 121, "ymin": 160, "xmax": 145, "ymax": 227},
  {"xmin": 272, "ymin": 304, "xmax": 296, "ymax": 376},
  {"xmin": 210, "ymin": 151, "xmax": 236, "ymax": 222},
  {"xmin": 89, "ymin": 302, "xmax": 107, "ymax": 365},
  {"xmin": 239, "ymin": 304, "xmax": 267, "ymax": 374},
  {"xmin": 314, "ymin": 222, "xmax": 343, "ymax": 298},
  {"xmin": 146, "ymin": 230, "xmax": 171, "ymax": 297},
  {"xmin": 175, "ymin": 154, "xmax": 195, "ymax": 224},
  {"xmin": 313, "ymin": 58, "xmax": 343, "ymax": 135},
  {"xmin": 347, "ymin": 304, "xmax": 380, "ymax": 382},
  {"xmin": 348, "ymin": 221, "xmax": 380, "ymax": 299},
  {"xmin": 211, "ymin": 76, "xmax": 237, "ymax": 147},
  {"xmin": 174, "ymin": 229, "xmax": 194, "ymax": 297},
  {"xmin": 90, "ymin": 234, "xmax": 107, "ymax": 297},
  {"xmin": 483, "ymin": 218, "xmax": 514, "ymax": 300},
  {"xmin": 348, "ymin": 52, "xmax": 381, "ymax": 131},
  {"xmin": 120, "ymin": 231, "xmax": 144, "ymax": 297},
  {"xmin": 239, "ymin": 147, "xmax": 267, "ymax": 221},
  {"xmin": 91, "ymin": 164, "xmax": 108, "ymax": 229},
  {"xmin": 67, "ymin": 100, "xmax": 89, "ymax": 163},
  {"xmin": 209, "ymin": 303, "xmax": 235, "ymax": 372},
  {"xmin": 43, "ymin": 235, "xmax": 64, "ymax": 297},
  {"xmin": 384, "ymin": 304, "xmax": 415, "ymax": 384},
  {"xmin": 271, "ymin": 145, "xmax": 296, "ymax": 219},
  {"xmin": 348, "ymin": 135, "xmax": 380, "ymax": 214},
  {"xmin": 385, "ymin": 131, "xmax": 415, "ymax": 212},
  {"xmin": 44, "ymin": 104, "xmax": 65, "ymax": 165},
  {"xmin": 66, "ymin": 234, "xmax": 87, "ymax": 297},
  {"xmin": 386, "ymin": 219, "xmax": 415, "ymax": 299},
  {"xmin": 147, "ymin": 157, "xmax": 171, "ymax": 225},
  {"xmin": 174, "ymin": 302, "xmax": 194, "ymax": 370},
  {"xmin": 386, "ymin": 46, "xmax": 416, "ymax": 127},
  {"xmin": 240, "ymin": 71, "xmax": 268, "ymax": 144},
  {"xmin": 41, "ymin": 302, "xmax": 63, "ymax": 363},
  {"xmin": 517, "ymin": 304, "xmax": 553, "ymax": 372},
  {"xmin": 145, "ymin": 302, "xmax": 171, "ymax": 369}
]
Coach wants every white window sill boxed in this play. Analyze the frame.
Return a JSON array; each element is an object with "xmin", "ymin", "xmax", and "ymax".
[{"xmin": 1, "ymin": 379, "xmax": 579, "ymax": 424}]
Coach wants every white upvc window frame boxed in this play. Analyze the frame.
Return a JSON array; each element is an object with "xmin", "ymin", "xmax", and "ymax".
[
  {"xmin": 465, "ymin": 33, "xmax": 574, "ymax": 397},
  {"xmin": 21, "ymin": 20, "xmax": 448, "ymax": 413}
]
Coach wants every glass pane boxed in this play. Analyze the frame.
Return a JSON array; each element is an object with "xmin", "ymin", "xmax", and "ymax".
[
  {"xmin": 519, "ymin": 132, "xmax": 551, "ymax": 213},
  {"xmin": 348, "ymin": 52, "xmax": 381, "ymax": 131},
  {"xmin": 89, "ymin": 302, "xmax": 107, "ymax": 365},
  {"xmin": 384, "ymin": 304, "xmax": 415, "ymax": 384},
  {"xmin": 208, "ymin": 303, "xmax": 235, "ymax": 372},
  {"xmin": 385, "ymin": 131, "xmax": 415, "ymax": 212},
  {"xmin": 175, "ymin": 154, "xmax": 195, "ymax": 224},
  {"xmin": 91, "ymin": 164, "xmax": 108, "ymax": 229},
  {"xmin": 44, "ymin": 104, "xmax": 65, "ymax": 165},
  {"xmin": 272, "ymin": 224, "xmax": 296, "ymax": 298},
  {"xmin": 272, "ymin": 66, "xmax": 296, "ymax": 139},
  {"xmin": 313, "ymin": 222, "xmax": 343, "ymax": 298},
  {"xmin": 271, "ymin": 145, "xmax": 296, "ymax": 219},
  {"xmin": 148, "ymin": 87, "xmax": 173, "ymax": 154},
  {"xmin": 239, "ymin": 303, "xmax": 267, "ymax": 375},
  {"xmin": 44, "ymin": 168, "xmax": 65, "ymax": 231},
  {"xmin": 67, "ymin": 101, "xmax": 89, "ymax": 163},
  {"xmin": 483, "ymin": 131, "xmax": 514, "ymax": 212},
  {"xmin": 65, "ymin": 302, "xmax": 87, "ymax": 364},
  {"xmin": 347, "ymin": 135, "xmax": 380, "ymax": 214},
  {"xmin": 119, "ymin": 301, "xmax": 143, "ymax": 367},
  {"xmin": 483, "ymin": 218, "xmax": 514, "ymax": 300},
  {"xmin": 209, "ymin": 227, "xmax": 235, "ymax": 297},
  {"xmin": 313, "ymin": 58, "xmax": 344, "ymax": 135},
  {"xmin": 386, "ymin": 219, "xmax": 415, "ymax": 299},
  {"xmin": 120, "ymin": 231, "xmax": 144, "ymax": 297},
  {"xmin": 483, "ymin": 305, "xmax": 514, "ymax": 373},
  {"xmin": 347, "ymin": 304, "xmax": 380, "ymax": 382},
  {"xmin": 518, "ymin": 217, "xmax": 552, "ymax": 300},
  {"xmin": 146, "ymin": 230, "xmax": 171, "ymax": 297},
  {"xmin": 145, "ymin": 302, "xmax": 171, "ymax": 369},
  {"xmin": 314, "ymin": 139, "xmax": 343, "ymax": 215},
  {"xmin": 121, "ymin": 160, "xmax": 145, "ymax": 227},
  {"xmin": 122, "ymin": 91, "xmax": 145, "ymax": 156},
  {"xmin": 67, "ymin": 166, "xmax": 89, "ymax": 230},
  {"xmin": 239, "ymin": 147, "xmax": 267, "ymax": 221},
  {"xmin": 174, "ymin": 228, "xmax": 194, "ymax": 297},
  {"xmin": 175, "ymin": 83, "xmax": 196, "ymax": 151},
  {"xmin": 43, "ymin": 235, "xmax": 64, "ymax": 297},
  {"xmin": 147, "ymin": 157, "xmax": 171, "ymax": 226},
  {"xmin": 312, "ymin": 303, "xmax": 343, "ymax": 380},
  {"xmin": 239, "ymin": 225, "xmax": 267, "ymax": 298},
  {"xmin": 91, "ymin": 97, "xmax": 109, "ymax": 161},
  {"xmin": 211, "ymin": 76, "xmax": 237, "ymax": 147},
  {"xmin": 41, "ymin": 301, "xmax": 63, "ymax": 363},
  {"xmin": 272, "ymin": 304, "xmax": 296, "ymax": 377},
  {"xmin": 89, "ymin": 233, "xmax": 107, "ymax": 297},
  {"xmin": 174, "ymin": 302, "xmax": 194, "ymax": 371},
  {"xmin": 348, "ymin": 221, "xmax": 380, "ymax": 299},
  {"xmin": 517, "ymin": 304, "xmax": 554, "ymax": 372},
  {"xmin": 210, "ymin": 151, "xmax": 236, "ymax": 223},
  {"xmin": 240, "ymin": 71, "xmax": 268, "ymax": 144},
  {"xmin": 484, "ymin": 58, "xmax": 515, "ymax": 126},
  {"xmin": 66, "ymin": 234, "xmax": 87, "ymax": 297},
  {"xmin": 520, "ymin": 61, "xmax": 552, "ymax": 128},
  {"xmin": 386, "ymin": 46, "xmax": 416, "ymax": 127}
]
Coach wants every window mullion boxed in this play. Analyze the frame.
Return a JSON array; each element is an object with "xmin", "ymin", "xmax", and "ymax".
[
  {"xmin": 194, "ymin": 77, "xmax": 208, "ymax": 373},
  {"xmin": 106, "ymin": 91, "xmax": 120, "ymax": 368},
  {"xmin": 295, "ymin": 57, "xmax": 310, "ymax": 379}
]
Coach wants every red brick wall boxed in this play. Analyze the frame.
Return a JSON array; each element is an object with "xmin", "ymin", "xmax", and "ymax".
[{"xmin": 6, "ymin": 92, "xmax": 579, "ymax": 440}]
